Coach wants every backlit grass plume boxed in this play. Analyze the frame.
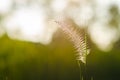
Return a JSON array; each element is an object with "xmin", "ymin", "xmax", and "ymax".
[{"xmin": 54, "ymin": 19, "xmax": 90, "ymax": 64}]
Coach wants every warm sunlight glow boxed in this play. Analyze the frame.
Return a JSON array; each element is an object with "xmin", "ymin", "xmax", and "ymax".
[
  {"xmin": 74, "ymin": 5, "xmax": 93, "ymax": 27},
  {"xmin": 89, "ymin": 22, "xmax": 118, "ymax": 51},
  {"xmin": 0, "ymin": 0, "xmax": 120, "ymax": 49},
  {"xmin": 3, "ymin": 7, "xmax": 56, "ymax": 44},
  {"xmin": 0, "ymin": 0, "xmax": 12, "ymax": 14},
  {"xmin": 51, "ymin": 0, "xmax": 68, "ymax": 12}
]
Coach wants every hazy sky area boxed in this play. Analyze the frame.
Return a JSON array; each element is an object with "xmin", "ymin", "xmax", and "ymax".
[{"xmin": 0, "ymin": 0, "xmax": 120, "ymax": 51}]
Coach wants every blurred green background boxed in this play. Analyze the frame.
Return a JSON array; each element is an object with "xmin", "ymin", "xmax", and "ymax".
[{"xmin": 0, "ymin": 0, "xmax": 120, "ymax": 80}]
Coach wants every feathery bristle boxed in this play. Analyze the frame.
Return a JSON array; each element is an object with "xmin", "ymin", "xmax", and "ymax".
[{"xmin": 54, "ymin": 20, "xmax": 90, "ymax": 64}]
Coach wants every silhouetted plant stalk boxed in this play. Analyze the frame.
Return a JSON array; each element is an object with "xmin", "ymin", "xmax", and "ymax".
[{"xmin": 54, "ymin": 19, "xmax": 90, "ymax": 80}]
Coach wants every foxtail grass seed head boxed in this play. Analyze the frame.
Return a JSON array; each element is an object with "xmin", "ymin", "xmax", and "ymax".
[{"xmin": 54, "ymin": 19, "xmax": 90, "ymax": 64}]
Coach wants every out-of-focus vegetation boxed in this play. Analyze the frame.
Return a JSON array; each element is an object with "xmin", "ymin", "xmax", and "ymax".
[
  {"xmin": 0, "ymin": 31, "xmax": 120, "ymax": 80},
  {"xmin": 0, "ymin": 0, "xmax": 120, "ymax": 80},
  {"xmin": 0, "ymin": 34, "xmax": 79, "ymax": 80}
]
